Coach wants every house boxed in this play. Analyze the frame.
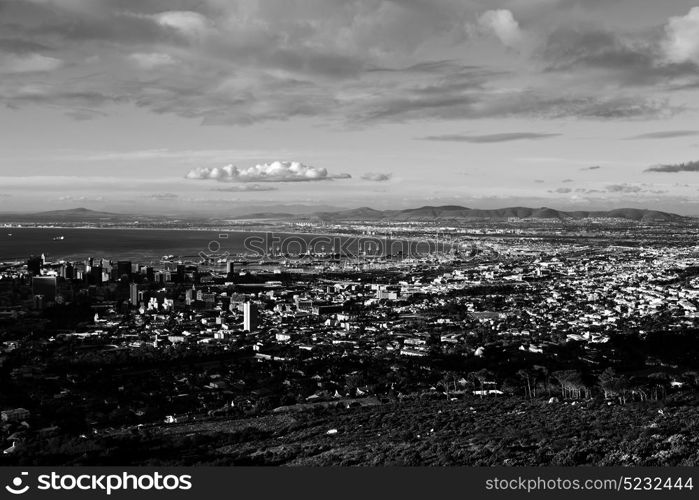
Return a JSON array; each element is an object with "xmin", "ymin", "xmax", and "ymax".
[{"xmin": 1, "ymin": 408, "xmax": 30, "ymax": 422}]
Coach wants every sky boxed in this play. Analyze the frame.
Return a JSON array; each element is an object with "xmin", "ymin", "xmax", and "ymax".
[{"xmin": 2, "ymin": 0, "xmax": 699, "ymax": 215}]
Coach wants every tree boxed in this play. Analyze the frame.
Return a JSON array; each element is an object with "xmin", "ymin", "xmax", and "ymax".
[
  {"xmin": 553, "ymin": 370, "xmax": 589, "ymax": 400},
  {"xmin": 533, "ymin": 365, "xmax": 550, "ymax": 397},
  {"xmin": 517, "ymin": 369, "xmax": 533, "ymax": 400}
]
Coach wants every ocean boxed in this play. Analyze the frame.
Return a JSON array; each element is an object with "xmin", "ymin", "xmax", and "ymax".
[{"xmin": 0, "ymin": 227, "xmax": 407, "ymax": 262}]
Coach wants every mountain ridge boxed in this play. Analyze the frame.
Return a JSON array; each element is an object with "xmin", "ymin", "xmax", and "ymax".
[
  {"xmin": 0, "ymin": 205, "xmax": 691, "ymax": 223},
  {"xmin": 309, "ymin": 205, "xmax": 689, "ymax": 223}
]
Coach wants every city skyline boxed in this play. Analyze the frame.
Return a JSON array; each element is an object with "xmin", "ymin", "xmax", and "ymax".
[{"xmin": 2, "ymin": 0, "xmax": 699, "ymax": 214}]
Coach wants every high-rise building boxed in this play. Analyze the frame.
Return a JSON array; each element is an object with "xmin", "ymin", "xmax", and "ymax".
[
  {"xmin": 117, "ymin": 261, "xmax": 132, "ymax": 279},
  {"xmin": 243, "ymin": 301, "xmax": 258, "ymax": 332},
  {"xmin": 185, "ymin": 287, "xmax": 194, "ymax": 306},
  {"xmin": 129, "ymin": 283, "xmax": 141, "ymax": 307},
  {"xmin": 176, "ymin": 264, "xmax": 186, "ymax": 283},
  {"xmin": 27, "ymin": 255, "xmax": 43, "ymax": 276},
  {"xmin": 226, "ymin": 261, "xmax": 235, "ymax": 277},
  {"xmin": 32, "ymin": 276, "xmax": 57, "ymax": 302},
  {"xmin": 86, "ymin": 266, "xmax": 103, "ymax": 285},
  {"xmin": 59, "ymin": 262, "xmax": 74, "ymax": 280}
]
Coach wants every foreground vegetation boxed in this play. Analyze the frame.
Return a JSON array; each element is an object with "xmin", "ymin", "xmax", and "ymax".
[{"xmin": 5, "ymin": 392, "xmax": 698, "ymax": 466}]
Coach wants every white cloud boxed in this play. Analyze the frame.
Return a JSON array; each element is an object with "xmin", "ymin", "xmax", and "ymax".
[
  {"xmin": 153, "ymin": 11, "xmax": 209, "ymax": 37},
  {"xmin": 57, "ymin": 195, "xmax": 104, "ymax": 202},
  {"xmin": 185, "ymin": 161, "xmax": 351, "ymax": 183},
  {"xmin": 0, "ymin": 53, "xmax": 63, "ymax": 73},
  {"xmin": 128, "ymin": 52, "xmax": 175, "ymax": 69},
  {"xmin": 662, "ymin": 7, "xmax": 699, "ymax": 64},
  {"xmin": 477, "ymin": 9, "xmax": 523, "ymax": 49}
]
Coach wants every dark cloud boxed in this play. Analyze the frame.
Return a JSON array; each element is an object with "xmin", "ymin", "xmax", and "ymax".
[
  {"xmin": 558, "ymin": 0, "xmax": 623, "ymax": 8},
  {"xmin": 63, "ymin": 108, "xmax": 109, "ymax": 121},
  {"xmin": 573, "ymin": 183, "xmax": 664, "ymax": 195},
  {"xmin": 419, "ymin": 132, "xmax": 561, "ymax": 143},
  {"xmin": 645, "ymin": 161, "xmax": 699, "ymax": 173},
  {"xmin": 551, "ymin": 187, "xmax": 572, "ymax": 193},
  {"xmin": 361, "ymin": 172, "xmax": 393, "ymax": 182},
  {"xmin": 626, "ymin": 130, "xmax": 699, "ymax": 140},
  {"xmin": 542, "ymin": 28, "xmax": 653, "ymax": 72},
  {"xmin": 147, "ymin": 193, "xmax": 179, "ymax": 200},
  {"xmin": 606, "ymin": 184, "xmax": 642, "ymax": 193},
  {"xmin": 0, "ymin": 0, "xmax": 689, "ymax": 127},
  {"xmin": 353, "ymin": 80, "xmax": 677, "ymax": 123},
  {"xmin": 540, "ymin": 26, "xmax": 699, "ymax": 87},
  {"xmin": 368, "ymin": 60, "xmax": 481, "ymax": 74},
  {"xmin": 581, "ymin": 165, "xmax": 601, "ymax": 170},
  {"xmin": 0, "ymin": 38, "xmax": 52, "ymax": 53}
]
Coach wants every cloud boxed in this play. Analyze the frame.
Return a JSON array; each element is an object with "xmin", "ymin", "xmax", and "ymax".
[
  {"xmin": 419, "ymin": 132, "xmax": 560, "ymax": 143},
  {"xmin": 550, "ymin": 187, "xmax": 572, "ymax": 193},
  {"xmin": 542, "ymin": 28, "xmax": 650, "ymax": 71},
  {"xmin": 212, "ymin": 184, "xmax": 278, "ymax": 192},
  {"xmin": 0, "ymin": 0, "xmax": 690, "ymax": 129},
  {"xmin": 185, "ymin": 161, "xmax": 351, "ymax": 183},
  {"xmin": 626, "ymin": 130, "xmax": 699, "ymax": 140},
  {"xmin": 63, "ymin": 108, "xmax": 108, "ymax": 121},
  {"xmin": 353, "ymin": 81, "xmax": 675, "ymax": 123},
  {"xmin": 581, "ymin": 165, "xmax": 601, "ymax": 170},
  {"xmin": 128, "ymin": 52, "xmax": 175, "ymax": 69},
  {"xmin": 0, "ymin": 38, "xmax": 51, "ymax": 54},
  {"xmin": 361, "ymin": 172, "xmax": 393, "ymax": 182},
  {"xmin": 477, "ymin": 10, "xmax": 524, "ymax": 49},
  {"xmin": 540, "ymin": 25, "xmax": 699, "ymax": 88},
  {"xmin": 147, "ymin": 193, "xmax": 179, "ymax": 200},
  {"xmin": 645, "ymin": 161, "xmax": 699, "ymax": 173},
  {"xmin": 0, "ymin": 53, "xmax": 63, "ymax": 73},
  {"xmin": 57, "ymin": 195, "xmax": 104, "ymax": 202},
  {"xmin": 151, "ymin": 11, "xmax": 209, "ymax": 38},
  {"xmin": 606, "ymin": 184, "xmax": 641, "ymax": 193},
  {"xmin": 662, "ymin": 7, "xmax": 699, "ymax": 64}
]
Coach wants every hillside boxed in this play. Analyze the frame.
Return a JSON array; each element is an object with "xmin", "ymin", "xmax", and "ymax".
[
  {"xmin": 8, "ymin": 394, "xmax": 698, "ymax": 466},
  {"xmin": 313, "ymin": 206, "xmax": 688, "ymax": 223},
  {"xmin": 0, "ymin": 205, "xmax": 689, "ymax": 224},
  {"xmin": 0, "ymin": 208, "xmax": 135, "ymax": 223}
]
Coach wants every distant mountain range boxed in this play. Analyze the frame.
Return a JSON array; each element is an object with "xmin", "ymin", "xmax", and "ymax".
[
  {"xmin": 0, "ymin": 207, "xmax": 132, "ymax": 223},
  {"xmin": 308, "ymin": 205, "xmax": 689, "ymax": 223},
  {"xmin": 0, "ymin": 206, "xmax": 690, "ymax": 223}
]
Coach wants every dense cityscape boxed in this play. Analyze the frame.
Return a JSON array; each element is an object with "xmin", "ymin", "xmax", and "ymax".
[{"xmin": 1, "ymin": 215, "xmax": 698, "ymax": 465}]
